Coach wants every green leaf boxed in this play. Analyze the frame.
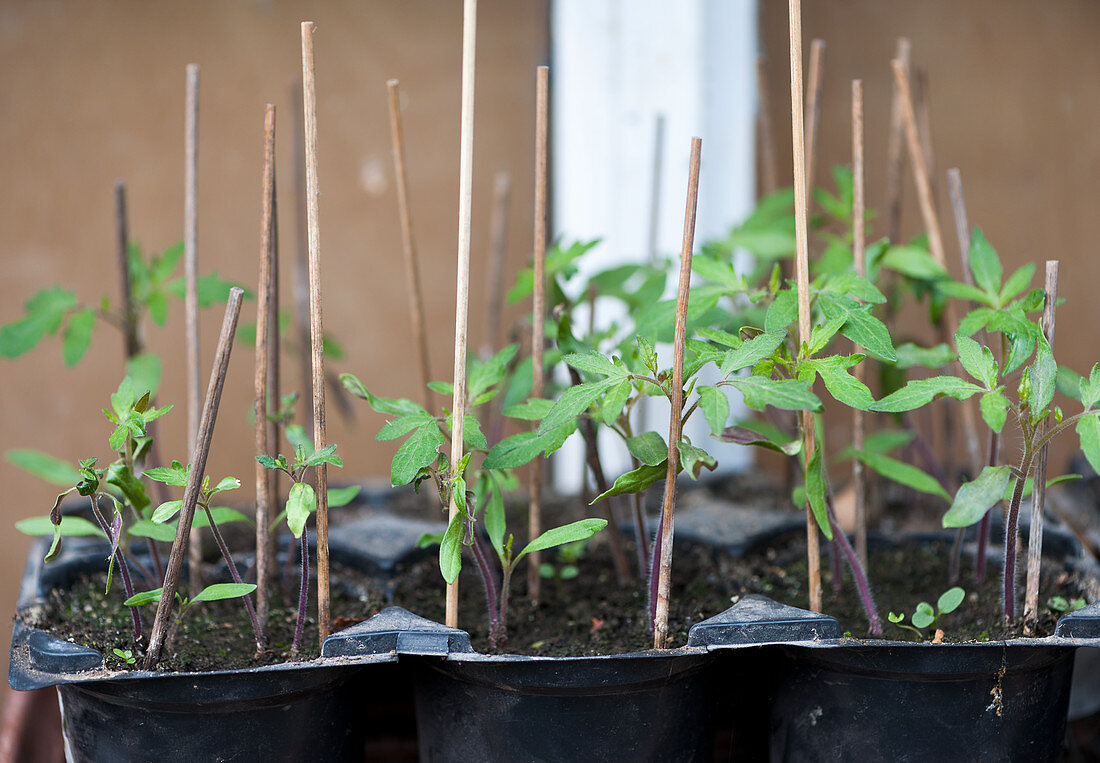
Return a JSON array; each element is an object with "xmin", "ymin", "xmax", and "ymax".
[
  {"xmin": 304, "ymin": 443, "xmax": 343, "ymax": 468},
  {"xmin": 968, "ymin": 228, "xmax": 1002, "ymax": 297},
  {"xmin": 468, "ymin": 344, "xmax": 518, "ymax": 400},
  {"xmin": 942, "ymin": 465, "xmax": 1012, "ymax": 528},
  {"xmin": 1076, "ymin": 414, "xmax": 1100, "ymax": 476},
  {"xmin": 537, "ymin": 379, "xmax": 615, "ymax": 435},
  {"xmin": 481, "ymin": 477, "xmax": 506, "ymax": 558},
  {"xmin": 1030, "ymin": 338, "xmax": 1057, "ymax": 425},
  {"xmin": 1058, "ymin": 366, "xmax": 1083, "ymax": 404},
  {"xmin": 870, "ymin": 376, "xmax": 983, "ymax": 412},
  {"xmin": 1081, "ymin": 364, "xmax": 1100, "ymax": 409},
  {"xmin": 592, "ymin": 462, "xmax": 668, "ymax": 503},
  {"xmin": 939, "ymin": 280, "xmax": 991, "ymax": 305},
  {"xmin": 811, "ymin": 358, "xmax": 874, "ymax": 410},
  {"xmin": 764, "ymin": 289, "xmax": 798, "ymax": 332},
  {"xmin": 679, "ymin": 441, "xmax": 717, "ymax": 480},
  {"xmin": 286, "ymin": 482, "xmax": 317, "ymax": 538},
  {"xmin": 502, "ymin": 398, "xmax": 554, "ymax": 421},
  {"xmin": 376, "ymin": 413, "xmax": 435, "ymax": 442},
  {"xmin": 821, "ymin": 272, "xmax": 886, "ymax": 304},
  {"xmin": 151, "ymin": 500, "xmax": 183, "ymax": 523},
  {"xmin": 726, "ymin": 376, "xmax": 822, "ymax": 412},
  {"xmin": 698, "ymin": 386, "xmax": 730, "ymax": 435},
  {"xmin": 999, "ymin": 263, "xmax": 1035, "ymax": 305},
  {"xmin": 147, "ymin": 292, "xmax": 169, "ymax": 327},
  {"xmin": 256, "ymin": 454, "xmax": 282, "ymax": 471},
  {"xmin": 958, "ymin": 307, "xmax": 996, "ymax": 338},
  {"xmin": 192, "ymin": 583, "xmax": 257, "ymax": 604},
  {"xmin": 144, "ymin": 463, "xmax": 188, "ymax": 487},
  {"xmin": 61, "ymin": 309, "xmax": 96, "ymax": 367},
  {"xmin": 805, "ymin": 449, "xmax": 832, "ymax": 541},
  {"xmin": 911, "ymin": 602, "xmax": 935, "ymax": 629},
  {"xmin": 717, "ymin": 425, "xmax": 801, "ymax": 456},
  {"xmin": 882, "ymin": 245, "xmax": 948, "ymax": 280},
  {"xmin": 390, "ymin": 423, "xmax": 445, "ymax": 486},
  {"xmin": 124, "ymin": 588, "xmax": 163, "ymax": 607},
  {"xmin": 858, "ymin": 452, "xmax": 950, "ymax": 501},
  {"xmin": 340, "ymin": 374, "xmax": 426, "ymax": 416},
  {"xmin": 196, "ymin": 506, "xmax": 254, "ymax": 528},
  {"xmin": 955, "ymin": 334, "xmax": 998, "ymax": 389},
  {"xmin": 719, "ymin": 330, "xmax": 787, "ymax": 377},
  {"xmin": 15, "ymin": 515, "xmax": 104, "ymax": 537},
  {"xmin": 6, "ymin": 449, "xmax": 81, "ymax": 486},
  {"xmin": 516, "ymin": 519, "xmax": 608, "ymax": 562},
  {"xmin": 626, "ymin": 432, "xmax": 668, "ymax": 466},
  {"xmin": 600, "ymin": 379, "xmax": 632, "ymax": 427},
  {"xmin": 938, "ymin": 587, "xmax": 965, "ymax": 615},
  {"xmin": 439, "ymin": 512, "xmax": 464, "ymax": 584},
  {"xmin": 328, "ymin": 485, "xmax": 361, "ymax": 508},
  {"xmin": 894, "ymin": 342, "xmax": 955, "ymax": 370},
  {"xmin": 819, "ymin": 293, "xmax": 896, "ymax": 362},
  {"xmin": 128, "ymin": 519, "xmax": 177, "ymax": 542},
  {"xmin": 563, "ymin": 352, "xmax": 627, "ymax": 380},
  {"xmin": 126, "ymin": 353, "xmax": 162, "ymax": 399},
  {"xmin": 979, "ymin": 392, "xmax": 1008, "ymax": 433},
  {"xmin": 807, "ymin": 315, "xmax": 847, "ymax": 355}
]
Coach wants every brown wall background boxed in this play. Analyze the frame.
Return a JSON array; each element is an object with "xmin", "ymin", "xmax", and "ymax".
[
  {"xmin": 760, "ymin": 0, "xmax": 1100, "ymax": 476},
  {"xmin": 0, "ymin": 0, "xmax": 547, "ymax": 693}
]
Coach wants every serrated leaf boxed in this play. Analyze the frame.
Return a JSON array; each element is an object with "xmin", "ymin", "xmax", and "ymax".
[
  {"xmin": 1081, "ymin": 364, "xmax": 1100, "ymax": 409},
  {"xmin": 6, "ymin": 449, "xmax": 81, "ymax": 486},
  {"xmin": 812, "ymin": 359, "xmax": 874, "ymax": 410},
  {"xmin": 942, "ymin": 465, "xmax": 1012, "ymax": 528},
  {"xmin": 858, "ymin": 451, "xmax": 951, "ymax": 501},
  {"xmin": 679, "ymin": 442, "xmax": 717, "ymax": 480},
  {"xmin": 999, "ymin": 263, "xmax": 1035, "ymax": 305},
  {"xmin": 765, "ymin": 289, "xmax": 798, "ymax": 332},
  {"xmin": 805, "ymin": 449, "xmax": 832, "ymax": 540},
  {"xmin": 955, "ymin": 333, "xmax": 998, "ymax": 388},
  {"xmin": 968, "ymin": 228, "xmax": 1002, "ymax": 297},
  {"xmin": 192, "ymin": 583, "xmax": 257, "ymax": 604},
  {"xmin": 1030, "ymin": 338, "xmax": 1057, "ymax": 425},
  {"xmin": 143, "ymin": 465, "xmax": 188, "ymax": 487},
  {"xmin": 626, "ymin": 432, "xmax": 668, "ymax": 466},
  {"xmin": 439, "ymin": 512, "xmax": 464, "ymax": 584},
  {"xmin": 600, "ymin": 379, "xmax": 632, "ymax": 427},
  {"xmin": 61, "ymin": 309, "xmax": 96, "ymax": 367},
  {"xmin": 304, "ymin": 443, "xmax": 343, "ymax": 468},
  {"xmin": 1076, "ymin": 414, "xmax": 1100, "ymax": 476},
  {"xmin": 340, "ymin": 374, "xmax": 426, "ymax": 416},
  {"xmin": 376, "ymin": 414, "xmax": 435, "ymax": 442},
  {"xmin": 727, "ymin": 376, "xmax": 822, "ymax": 412},
  {"xmin": 698, "ymin": 386, "xmax": 730, "ymax": 435},
  {"xmin": 516, "ymin": 518, "xmax": 608, "ymax": 562},
  {"xmin": 958, "ymin": 307, "xmax": 996, "ymax": 338},
  {"xmin": 882, "ymin": 245, "xmax": 948, "ymax": 280},
  {"xmin": 819, "ymin": 293, "xmax": 896, "ymax": 362},
  {"xmin": 980, "ymin": 392, "xmax": 1008, "ymax": 433},
  {"xmin": 592, "ymin": 462, "xmax": 667, "ymax": 503},
  {"xmin": 696, "ymin": 328, "xmax": 742, "ymax": 348},
  {"xmin": 468, "ymin": 344, "xmax": 518, "ymax": 400},
  {"xmin": 719, "ymin": 330, "xmax": 787, "ymax": 376},
  {"xmin": 502, "ymin": 398, "xmax": 554, "ymax": 421},
  {"xmin": 894, "ymin": 342, "xmax": 955, "ymax": 370},
  {"xmin": 1002, "ymin": 333, "xmax": 1036, "ymax": 376},
  {"xmin": 807, "ymin": 315, "xmax": 847, "ymax": 356},
  {"xmin": 821, "ymin": 272, "xmax": 886, "ymax": 304},
  {"xmin": 870, "ymin": 376, "xmax": 983, "ymax": 412},
  {"xmin": 256, "ymin": 455, "xmax": 281, "ymax": 470},
  {"xmin": 537, "ymin": 379, "xmax": 616, "ymax": 435},
  {"xmin": 390, "ymin": 423, "xmax": 445, "ymax": 486},
  {"xmin": 286, "ymin": 482, "xmax": 316, "ymax": 538},
  {"xmin": 564, "ymin": 352, "xmax": 627, "ymax": 380}
]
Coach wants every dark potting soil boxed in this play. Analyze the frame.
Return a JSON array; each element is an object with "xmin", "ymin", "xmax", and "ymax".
[{"xmin": 22, "ymin": 561, "xmax": 388, "ymax": 673}]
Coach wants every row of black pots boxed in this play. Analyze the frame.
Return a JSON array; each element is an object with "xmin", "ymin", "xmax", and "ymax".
[{"xmin": 9, "ymin": 507, "xmax": 1100, "ymax": 762}]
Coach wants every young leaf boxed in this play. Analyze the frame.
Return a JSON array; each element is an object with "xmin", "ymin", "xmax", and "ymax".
[
  {"xmin": 942, "ymin": 465, "xmax": 1013, "ymax": 528},
  {"xmin": 626, "ymin": 432, "xmax": 668, "ymax": 466},
  {"xmin": 390, "ymin": 423, "xmax": 445, "ymax": 486},
  {"xmin": 697, "ymin": 386, "xmax": 730, "ymax": 435},
  {"xmin": 328, "ymin": 485, "xmax": 361, "ymax": 508},
  {"xmin": 515, "ymin": 518, "xmax": 608, "ymax": 562},
  {"xmin": 439, "ymin": 512, "xmax": 464, "ymax": 584},
  {"xmin": 804, "ymin": 449, "xmax": 832, "ymax": 541},
  {"xmin": 211, "ymin": 476, "xmax": 242, "ymax": 493},
  {"xmin": 718, "ymin": 330, "xmax": 787, "ymax": 376},
  {"xmin": 911, "ymin": 602, "xmax": 935, "ymax": 629},
  {"xmin": 968, "ymin": 228, "xmax": 1002, "ymax": 297},
  {"xmin": 591, "ymin": 462, "xmax": 667, "ymax": 503},
  {"xmin": 857, "ymin": 452, "xmax": 951, "ymax": 502},
  {"xmin": 15, "ymin": 515, "xmax": 104, "ymax": 537},
  {"xmin": 811, "ymin": 359, "xmax": 875, "ymax": 410},
  {"xmin": 818, "ymin": 293, "xmax": 896, "ymax": 362},
  {"xmin": 563, "ymin": 352, "xmax": 627, "ymax": 380},
  {"xmin": 191, "ymin": 583, "xmax": 258, "ymax": 604},
  {"xmin": 6, "ymin": 449, "xmax": 82, "ymax": 486},
  {"xmin": 502, "ymin": 398, "xmax": 554, "ymax": 421},
  {"xmin": 61, "ymin": 309, "xmax": 96, "ymax": 367},
  {"xmin": 128, "ymin": 519, "xmax": 177, "ymax": 543},
  {"xmin": 937, "ymin": 587, "xmax": 965, "ymax": 615},
  {"xmin": 979, "ymin": 391, "xmax": 1008, "ymax": 433},
  {"xmin": 151, "ymin": 500, "xmax": 183, "ymax": 523},
  {"xmin": 679, "ymin": 442, "xmax": 717, "ymax": 479},
  {"xmin": 1030, "ymin": 338, "xmax": 1057, "ymax": 425},
  {"xmin": 870, "ymin": 377, "xmax": 983, "ymax": 413},
  {"xmin": 143, "ymin": 463, "xmax": 189, "ymax": 487},
  {"xmin": 881, "ymin": 245, "xmax": 948, "ymax": 281},
  {"xmin": 340, "ymin": 374, "xmax": 426, "ymax": 416},
  {"xmin": 304, "ymin": 443, "xmax": 343, "ymax": 468},
  {"xmin": 599, "ymin": 379, "xmax": 632, "ymax": 427},
  {"xmin": 286, "ymin": 482, "xmax": 317, "ymax": 538},
  {"xmin": 1081, "ymin": 364, "xmax": 1100, "ymax": 409},
  {"xmin": 376, "ymin": 413, "xmax": 435, "ymax": 442},
  {"xmin": 256, "ymin": 455, "xmax": 282, "ymax": 471},
  {"xmin": 124, "ymin": 588, "xmax": 164, "ymax": 607},
  {"xmin": 726, "ymin": 376, "xmax": 822, "ymax": 412},
  {"xmin": 999, "ymin": 262, "xmax": 1035, "ymax": 305},
  {"xmin": 537, "ymin": 379, "xmax": 616, "ymax": 435},
  {"xmin": 955, "ymin": 334, "xmax": 998, "ymax": 389},
  {"xmin": 1076, "ymin": 414, "xmax": 1100, "ymax": 476},
  {"xmin": 482, "ymin": 425, "xmax": 571, "ymax": 470}
]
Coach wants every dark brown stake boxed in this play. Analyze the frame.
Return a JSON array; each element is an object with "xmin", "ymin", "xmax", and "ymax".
[
  {"xmin": 184, "ymin": 63, "xmax": 204, "ymax": 597},
  {"xmin": 114, "ymin": 182, "xmax": 139, "ymax": 357},
  {"xmin": 145, "ymin": 288, "xmax": 245, "ymax": 668},
  {"xmin": 528, "ymin": 65, "xmax": 549, "ymax": 602},
  {"xmin": 653, "ymin": 137, "xmax": 702, "ymax": 650},
  {"xmin": 266, "ymin": 145, "xmax": 282, "ymax": 590},
  {"xmin": 387, "ymin": 79, "xmax": 433, "ymax": 407},
  {"xmin": 254, "ymin": 105, "xmax": 277, "ymax": 629}
]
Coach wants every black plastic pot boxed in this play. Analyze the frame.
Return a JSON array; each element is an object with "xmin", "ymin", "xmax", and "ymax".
[{"xmin": 9, "ymin": 535, "xmax": 401, "ymax": 763}]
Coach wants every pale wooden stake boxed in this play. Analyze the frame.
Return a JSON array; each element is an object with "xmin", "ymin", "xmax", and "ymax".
[
  {"xmin": 788, "ymin": 0, "xmax": 822, "ymax": 613},
  {"xmin": 653, "ymin": 137, "xmax": 702, "ymax": 650},
  {"xmin": 184, "ymin": 63, "xmax": 203, "ymax": 596},
  {"xmin": 528, "ymin": 65, "xmax": 549, "ymax": 603},
  {"xmin": 446, "ymin": 0, "xmax": 478, "ymax": 629},
  {"xmin": 145, "ymin": 289, "xmax": 245, "ymax": 668},
  {"xmin": 254, "ymin": 105, "xmax": 277, "ymax": 629},
  {"xmin": 387, "ymin": 79, "xmax": 433, "ymax": 408},
  {"xmin": 804, "ymin": 39, "xmax": 826, "ymax": 197},
  {"xmin": 851, "ymin": 79, "xmax": 868, "ymax": 568},
  {"xmin": 915, "ymin": 68, "xmax": 939, "ymax": 210},
  {"xmin": 290, "ymin": 80, "xmax": 314, "ymax": 439},
  {"xmin": 485, "ymin": 171, "xmax": 512, "ymax": 354},
  {"xmin": 755, "ymin": 57, "xmax": 779, "ymax": 197},
  {"xmin": 301, "ymin": 21, "xmax": 331, "ymax": 643},
  {"xmin": 1024, "ymin": 261, "xmax": 1059, "ymax": 628},
  {"xmin": 885, "ymin": 38, "xmax": 911, "ymax": 243}
]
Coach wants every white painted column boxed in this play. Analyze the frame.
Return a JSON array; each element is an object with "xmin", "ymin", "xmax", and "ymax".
[{"xmin": 551, "ymin": 0, "xmax": 759, "ymax": 492}]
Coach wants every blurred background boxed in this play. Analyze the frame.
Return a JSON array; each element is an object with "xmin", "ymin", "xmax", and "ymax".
[{"xmin": 2, "ymin": 0, "xmax": 1099, "ymax": 710}]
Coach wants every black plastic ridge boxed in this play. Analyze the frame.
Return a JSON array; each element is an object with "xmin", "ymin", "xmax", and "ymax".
[
  {"xmin": 321, "ymin": 606, "xmax": 473, "ymax": 658},
  {"xmin": 687, "ymin": 594, "xmax": 841, "ymax": 648}
]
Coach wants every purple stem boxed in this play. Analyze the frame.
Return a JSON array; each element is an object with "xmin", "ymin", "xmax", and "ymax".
[
  {"xmin": 1003, "ymin": 462, "xmax": 1030, "ymax": 622},
  {"xmin": 825, "ymin": 490, "xmax": 882, "ymax": 635},
  {"xmin": 292, "ymin": 533, "xmax": 308, "ymax": 654},
  {"xmin": 90, "ymin": 496, "xmax": 142, "ymax": 642},
  {"xmin": 830, "ymin": 536, "xmax": 843, "ymax": 593},
  {"xmin": 647, "ymin": 518, "xmax": 665, "ymax": 633},
  {"xmin": 975, "ymin": 428, "xmax": 1000, "ymax": 584},
  {"xmin": 202, "ymin": 505, "xmax": 264, "ymax": 649},
  {"xmin": 469, "ymin": 529, "xmax": 501, "ymax": 647}
]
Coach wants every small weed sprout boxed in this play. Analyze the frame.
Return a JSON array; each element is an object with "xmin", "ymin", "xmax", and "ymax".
[{"xmin": 888, "ymin": 587, "xmax": 965, "ymax": 640}]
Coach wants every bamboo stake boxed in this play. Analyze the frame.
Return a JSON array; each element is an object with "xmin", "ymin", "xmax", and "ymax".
[
  {"xmin": 804, "ymin": 40, "xmax": 826, "ymax": 197},
  {"xmin": 184, "ymin": 63, "xmax": 203, "ymax": 596},
  {"xmin": 885, "ymin": 38, "xmax": 911, "ymax": 243},
  {"xmin": 114, "ymin": 182, "xmax": 139, "ymax": 358},
  {"xmin": 915, "ymin": 68, "xmax": 938, "ymax": 210},
  {"xmin": 946, "ymin": 169, "xmax": 972, "ymax": 283},
  {"xmin": 301, "ymin": 21, "xmax": 331, "ymax": 643},
  {"xmin": 851, "ymin": 80, "xmax": 868, "ymax": 568},
  {"xmin": 528, "ymin": 65, "xmax": 549, "ymax": 603},
  {"xmin": 446, "ymin": 0, "xmax": 478, "ymax": 629},
  {"xmin": 387, "ymin": 79, "xmax": 433, "ymax": 407},
  {"xmin": 267, "ymin": 146, "xmax": 281, "ymax": 584},
  {"xmin": 788, "ymin": 0, "xmax": 822, "ymax": 613},
  {"xmin": 485, "ymin": 171, "xmax": 512, "ymax": 354},
  {"xmin": 653, "ymin": 137, "xmax": 702, "ymax": 650},
  {"xmin": 1024, "ymin": 261, "xmax": 1059, "ymax": 628},
  {"xmin": 145, "ymin": 288, "xmax": 245, "ymax": 668},
  {"xmin": 755, "ymin": 57, "xmax": 779, "ymax": 197},
  {"xmin": 254, "ymin": 105, "xmax": 277, "ymax": 629}
]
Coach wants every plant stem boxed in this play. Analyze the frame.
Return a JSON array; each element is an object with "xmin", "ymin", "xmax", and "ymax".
[
  {"xmin": 89, "ymin": 494, "xmax": 142, "ymax": 642},
  {"xmin": 829, "ymin": 536, "xmax": 843, "ymax": 593},
  {"xmin": 825, "ymin": 489, "xmax": 882, "ymax": 635},
  {"xmin": 292, "ymin": 532, "xmax": 308, "ymax": 654},
  {"xmin": 468, "ymin": 528, "xmax": 501, "ymax": 647},
  {"xmin": 202, "ymin": 505, "xmax": 264, "ymax": 649}
]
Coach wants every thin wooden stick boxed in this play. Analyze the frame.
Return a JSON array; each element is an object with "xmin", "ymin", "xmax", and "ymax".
[
  {"xmin": 446, "ymin": 0, "xmax": 478, "ymax": 629},
  {"xmin": 527, "ymin": 65, "xmax": 549, "ymax": 603},
  {"xmin": 290, "ymin": 80, "xmax": 314, "ymax": 439},
  {"xmin": 804, "ymin": 39, "xmax": 826, "ymax": 197},
  {"xmin": 653, "ymin": 137, "xmax": 702, "ymax": 650},
  {"xmin": 1024, "ymin": 261, "xmax": 1059, "ymax": 628},
  {"xmin": 946, "ymin": 169, "xmax": 972, "ymax": 284},
  {"xmin": 788, "ymin": 0, "xmax": 822, "ymax": 613},
  {"xmin": 266, "ymin": 144, "xmax": 282, "ymax": 604},
  {"xmin": 254, "ymin": 105, "xmax": 277, "ymax": 630},
  {"xmin": 851, "ymin": 80, "xmax": 868, "ymax": 568},
  {"xmin": 184, "ymin": 63, "xmax": 203, "ymax": 596},
  {"xmin": 915, "ymin": 68, "xmax": 938, "ymax": 211},
  {"xmin": 301, "ymin": 21, "xmax": 331, "ymax": 643},
  {"xmin": 145, "ymin": 288, "xmax": 245, "ymax": 668},
  {"xmin": 755, "ymin": 57, "xmax": 779, "ymax": 197},
  {"xmin": 885, "ymin": 38, "xmax": 911, "ymax": 243},
  {"xmin": 387, "ymin": 79, "xmax": 433, "ymax": 407},
  {"xmin": 485, "ymin": 171, "xmax": 512, "ymax": 354},
  {"xmin": 114, "ymin": 182, "xmax": 139, "ymax": 358},
  {"xmin": 647, "ymin": 113, "xmax": 665, "ymax": 261}
]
